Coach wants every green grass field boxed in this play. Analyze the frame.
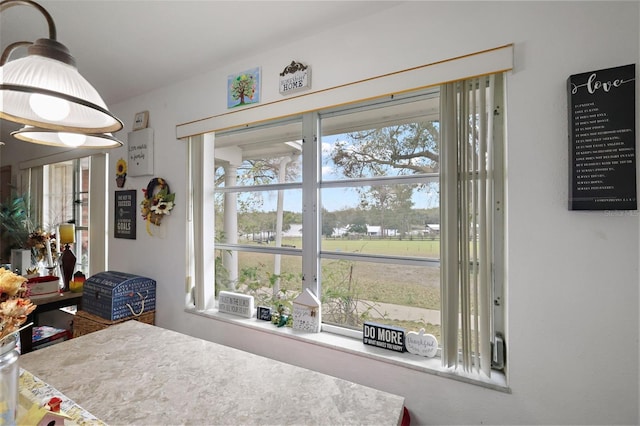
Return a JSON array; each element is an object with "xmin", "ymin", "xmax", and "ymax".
[{"xmin": 230, "ymin": 237, "xmax": 442, "ymax": 336}]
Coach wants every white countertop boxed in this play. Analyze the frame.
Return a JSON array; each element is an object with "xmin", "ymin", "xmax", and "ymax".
[{"xmin": 20, "ymin": 321, "xmax": 404, "ymax": 425}]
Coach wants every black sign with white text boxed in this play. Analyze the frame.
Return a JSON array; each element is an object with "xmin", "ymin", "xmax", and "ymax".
[
  {"xmin": 568, "ymin": 64, "xmax": 636, "ymax": 210},
  {"xmin": 363, "ymin": 321, "xmax": 405, "ymax": 353},
  {"xmin": 115, "ymin": 190, "xmax": 137, "ymax": 239}
]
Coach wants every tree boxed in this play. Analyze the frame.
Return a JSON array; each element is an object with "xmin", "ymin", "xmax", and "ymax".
[
  {"xmin": 229, "ymin": 73, "xmax": 257, "ymax": 106},
  {"xmin": 331, "ymin": 122, "xmax": 439, "ymax": 178},
  {"xmin": 330, "ymin": 122, "xmax": 439, "ymax": 236},
  {"xmin": 321, "ymin": 209, "xmax": 338, "ymax": 237},
  {"xmin": 347, "ymin": 220, "xmax": 367, "ymax": 235}
]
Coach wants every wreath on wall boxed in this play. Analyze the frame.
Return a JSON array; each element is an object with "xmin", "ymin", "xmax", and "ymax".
[{"xmin": 141, "ymin": 177, "xmax": 175, "ymax": 235}]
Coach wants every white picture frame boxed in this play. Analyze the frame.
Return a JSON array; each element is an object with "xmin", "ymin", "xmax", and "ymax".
[{"xmin": 133, "ymin": 111, "xmax": 149, "ymax": 131}]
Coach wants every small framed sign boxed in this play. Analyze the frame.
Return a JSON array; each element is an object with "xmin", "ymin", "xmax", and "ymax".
[
  {"xmin": 227, "ymin": 67, "xmax": 261, "ymax": 108},
  {"xmin": 257, "ymin": 306, "xmax": 272, "ymax": 321},
  {"xmin": 218, "ymin": 291, "xmax": 254, "ymax": 318},
  {"xmin": 133, "ymin": 111, "xmax": 149, "ymax": 131},
  {"xmin": 114, "ymin": 190, "xmax": 136, "ymax": 239}
]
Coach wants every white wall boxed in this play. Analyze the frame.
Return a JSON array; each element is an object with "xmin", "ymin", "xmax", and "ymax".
[{"xmin": 6, "ymin": 2, "xmax": 640, "ymax": 424}]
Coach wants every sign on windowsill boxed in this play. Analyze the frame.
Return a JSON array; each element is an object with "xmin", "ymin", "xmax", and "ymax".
[{"xmin": 218, "ymin": 291, "xmax": 254, "ymax": 318}]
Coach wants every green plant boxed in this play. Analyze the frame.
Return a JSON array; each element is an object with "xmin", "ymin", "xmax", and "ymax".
[
  {"xmin": 234, "ymin": 261, "xmax": 300, "ymax": 327},
  {"xmin": 321, "ymin": 260, "xmax": 388, "ymax": 328},
  {"xmin": 0, "ymin": 193, "xmax": 36, "ymax": 262},
  {"xmin": 213, "ymin": 231, "xmax": 234, "ymax": 297}
]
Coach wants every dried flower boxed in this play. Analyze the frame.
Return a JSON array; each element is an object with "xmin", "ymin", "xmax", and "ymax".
[
  {"xmin": 0, "ymin": 268, "xmax": 36, "ymax": 342},
  {"xmin": 25, "ymin": 229, "xmax": 57, "ymax": 264}
]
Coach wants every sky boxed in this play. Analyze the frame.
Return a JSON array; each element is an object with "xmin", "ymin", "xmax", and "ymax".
[{"xmin": 257, "ymin": 134, "xmax": 438, "ymax": 214}]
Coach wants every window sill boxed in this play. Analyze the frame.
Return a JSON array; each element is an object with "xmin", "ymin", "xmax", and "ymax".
[{"xmin": 185, "ymin": 307, "xmax": 510, "ymax": 393}]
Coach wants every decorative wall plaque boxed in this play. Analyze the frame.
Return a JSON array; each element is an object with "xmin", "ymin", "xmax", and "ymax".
[
  {"xmin": 279, "ymin": 60, "xmax": 311, "ymax": 95},
  {"xmin": 227, "ymin": 67, "xmax": 261, "ymax": 108},
  {"xmin": 128, "ymin": 128, "xmax": 154, "ymax": 177},
  {"xmin": 114, "ymin": 190, "xmax": 136, "ymax": 239},
  {"xmin": 568, "ymin": 64, "xmax": 636, "ymax": 210}
]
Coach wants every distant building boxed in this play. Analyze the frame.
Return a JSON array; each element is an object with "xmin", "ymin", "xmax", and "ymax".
[{"xmin": 425, "ymin": 224, "xmax": 440, "ymax": 235}]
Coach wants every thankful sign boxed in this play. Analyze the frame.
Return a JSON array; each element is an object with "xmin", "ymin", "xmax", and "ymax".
[{"xmin": 405, "ymin": 328, "xmax": 438, "ymax": 357}]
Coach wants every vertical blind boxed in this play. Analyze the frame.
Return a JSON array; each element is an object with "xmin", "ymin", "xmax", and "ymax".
[{"xmin": 440, "ymin": 74, "xmax": 501, "ymax": 376}]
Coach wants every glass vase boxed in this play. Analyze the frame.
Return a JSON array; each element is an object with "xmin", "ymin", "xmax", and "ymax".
[{"xmin": 0, "ymin": 333, "xmax": 19, "ymax": 425}]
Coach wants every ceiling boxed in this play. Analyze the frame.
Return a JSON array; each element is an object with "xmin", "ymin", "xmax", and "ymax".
[{"xmin": 0, "ymin": 0, "xmax": 401, "ymax": 145}]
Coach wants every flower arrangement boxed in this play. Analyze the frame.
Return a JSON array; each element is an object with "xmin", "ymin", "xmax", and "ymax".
[
  {"xmin": 0, "ymin": 268, "xmax": 36, "ymax": 342},
  {"xmin": 25, "ymin": 229, "xmax": 57, "ymax": 265},
  {"xmin": 141, "ymin": 177, "xmax": 175, "ymax": 235}
]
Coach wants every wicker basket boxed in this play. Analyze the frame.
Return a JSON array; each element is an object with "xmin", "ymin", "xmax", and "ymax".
[{"xmin": 73, "ymin": 309, "xmax": 155, "ymax": 338}]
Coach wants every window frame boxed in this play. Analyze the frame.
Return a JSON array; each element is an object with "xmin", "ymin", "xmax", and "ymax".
[
  {"xmin": 19, "ymin": 153, "xmax": 108, "ymax": 276},
  {"xmin": 188, "ymin": 82, "xmax": 506, "ymax": 384},
  {"xmin": 183, "ymin": 45, "xmax": 512, "ymax": 389}
]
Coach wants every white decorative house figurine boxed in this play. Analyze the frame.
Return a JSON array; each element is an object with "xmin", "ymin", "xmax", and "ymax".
[{"xmin": 292, "ymin": 288, "xmax": 321, "ymax": 332}]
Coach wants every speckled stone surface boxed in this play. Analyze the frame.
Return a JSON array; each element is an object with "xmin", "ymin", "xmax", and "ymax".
[{"xmin": 20, "ymin": 321, "xmax": 404, "ymax": 425}]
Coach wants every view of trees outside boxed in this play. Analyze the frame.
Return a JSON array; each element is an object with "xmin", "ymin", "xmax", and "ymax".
[{"xmin": 214, "ymin": 92, "xmax": 442, "ymax": 337}]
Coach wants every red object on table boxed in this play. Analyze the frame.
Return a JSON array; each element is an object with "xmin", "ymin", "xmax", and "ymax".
[{"xmin": 46, "ymin": 397, "xmax": 62, "ymax": 412}]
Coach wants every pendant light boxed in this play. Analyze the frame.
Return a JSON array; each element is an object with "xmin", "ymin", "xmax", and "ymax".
[
  {"xmin": 11, "ymin": 126, "xmax": 123, "ymax": 148},
  {"xmin": 0, "ymin": 0, "xmax": 123, "ymax": 144}
]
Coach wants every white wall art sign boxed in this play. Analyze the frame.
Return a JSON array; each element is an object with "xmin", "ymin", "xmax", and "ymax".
[
  {"xmin": 279, "ymin": 61, "xmax": 311, "ymax": 95},
  {"xmin": 218, "ymin": 291, "xmax": 254, "ymax": 318},
  {"xmin": 292, "ymin": 288, "xmax": 321, "ymax": 332},
  {"xmin": 127, "ymin": 128, "xmax": 154, "ymax": 176}
]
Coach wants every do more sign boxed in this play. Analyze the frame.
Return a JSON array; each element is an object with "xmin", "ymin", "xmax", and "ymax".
[{"xmin": 363, "ymin": 322, "xmax": 405, "ymax": 353}]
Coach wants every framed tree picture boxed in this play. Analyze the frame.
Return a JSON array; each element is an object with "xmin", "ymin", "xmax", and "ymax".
[{"xmin": 227, "ymin": 67, "xmax": 260, "ymax": 108}]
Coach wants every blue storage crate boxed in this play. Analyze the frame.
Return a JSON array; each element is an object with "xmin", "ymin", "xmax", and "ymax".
[{"xmin": 83, "ymin": 271, "xmax": 156, "ymax": 321}]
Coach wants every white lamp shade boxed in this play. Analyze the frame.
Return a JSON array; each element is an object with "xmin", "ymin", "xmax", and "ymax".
[
  {"xmin": 0, "ymin": 55, "xmax": 123, "ymax": 133},
  {"xmin": 12, "ymin": 125, "xmax": 123, "ymax": 148}
]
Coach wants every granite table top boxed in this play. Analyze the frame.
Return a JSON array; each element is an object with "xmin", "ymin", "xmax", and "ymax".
[{"xmin": 19, "ymin": 321, "xmax": 405, "ymax": 425}]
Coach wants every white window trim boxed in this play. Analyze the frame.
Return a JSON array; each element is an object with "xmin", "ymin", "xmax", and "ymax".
[
  {"xmin": 177, "ymin": 44, "xmax": 513, "ymax": 139},
  {"xmin": 184, "ymin": 45, "xmax": 513, "ymax": 390},
  {"xmin": 19, "ymin": 153, "xmax": 109, "ymax": 275}
]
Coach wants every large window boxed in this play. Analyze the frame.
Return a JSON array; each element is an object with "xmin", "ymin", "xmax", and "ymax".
[
  {"xmin": 196, "ymin": 73, "xmax": 505, "ymax": 379},
  {"xmin": 21, "ymin": 153, "xmax": 108, "ymax": 276},
  {"xmin": 43, "ymin": 157, "xmax": 90, "ymax": 275}
]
